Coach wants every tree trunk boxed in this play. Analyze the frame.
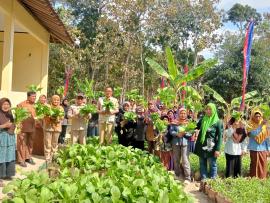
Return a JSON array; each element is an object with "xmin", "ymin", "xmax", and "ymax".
[
  {"xmin": 137, "ymin": 34, "xmax": 145, "ymax": 97},
  {"xmin": 121, "ymin": 38, "xmax": 132, "ymax": 104}
]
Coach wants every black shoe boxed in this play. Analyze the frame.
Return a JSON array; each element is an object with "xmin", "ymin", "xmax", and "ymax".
[
  {"xmin": 19, "ymin": 162, "xmax": 27, "ymax": 167},
  {"xmin": 26, "ymin": 159, "xmax": 36, "ymax": 165}
]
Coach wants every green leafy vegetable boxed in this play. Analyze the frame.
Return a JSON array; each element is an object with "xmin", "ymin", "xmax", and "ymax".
[
  {"xmin": 12, "ymin": 107, "xmax": 30, "ymax": 124},
  {"xmin": 178, "ymin": 122, "xmax": 197, "ymax": 133},
  {"xmin": 124, "ymin": 112, "xmax": 137, "ymax": 122},
  {"xmin": 26, "ymin": 84, "xmax": 43, "ymax": 93},
  {"xmin": 79, "ymin": 104, "xmax": 97, "ymax": 116},
  {"xmin": 102, "ymin": 100, "xmax": 114, "ymax": 110}
]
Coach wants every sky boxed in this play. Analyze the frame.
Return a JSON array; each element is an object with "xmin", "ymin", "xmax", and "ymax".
[{"xmin": 200, "ymin": 0, "xmax": 270, "ymax": 59}]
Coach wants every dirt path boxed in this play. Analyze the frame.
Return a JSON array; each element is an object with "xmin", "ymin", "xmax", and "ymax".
[
  {"xmin": 0, "ymin": 156, "xmax": 45, "ymax": 200},
  {"xmin": 184, "ymin": 182, "xmax": 211, "ymax": 203}
]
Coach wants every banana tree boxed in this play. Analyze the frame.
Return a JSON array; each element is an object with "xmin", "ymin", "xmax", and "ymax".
[
  {"xmin": 155, "ymin": 87, "xmax": 176, "ymax": 108},
  {"xmin": 74, "ymin": 78, "xmax": 95, "ymax": 100},
  {"xmin": 203, "ymin": 84, "xmax": 258, "ymax": 121},
  {"xmin": 145, "ymin": 47, "xmax": 217, "ymax": 104}
]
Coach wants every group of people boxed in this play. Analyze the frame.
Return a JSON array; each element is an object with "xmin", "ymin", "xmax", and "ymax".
[
  {"xmin": 0, "ymin": 86, "xmax": 269, "ymax": 187},
  {"xmin": 0, "ymin": 91, "xmax": 95, "ymax": 186},
  {"xmin": 98, "ymin": 88, "xmax": 270, "ymax": 184}
]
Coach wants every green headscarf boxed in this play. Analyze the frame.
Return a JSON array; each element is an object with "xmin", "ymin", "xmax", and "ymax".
[{"xmin": 200, "ymin": 103, "xmax": 219, "ymax": 144}]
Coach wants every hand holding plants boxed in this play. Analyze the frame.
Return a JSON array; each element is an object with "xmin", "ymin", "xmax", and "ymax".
[{"xmin": 214, "ymin": 151, "xmax": 220, "ymax": 157}]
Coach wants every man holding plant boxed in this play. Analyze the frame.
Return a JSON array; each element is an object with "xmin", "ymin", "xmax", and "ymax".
[
  {"xmin": 17, "ymin": 91, "xmax": 37, "ymax": 167},
  {"xmin": 97, "ymin": 87, "xmax": 119, "ymax": 145},
  {"xmin": 68, "ymin": 93, "xmax": 90, "ymax": 145}
]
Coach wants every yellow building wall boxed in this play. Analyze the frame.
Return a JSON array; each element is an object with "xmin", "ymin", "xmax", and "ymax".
[
  {"xmin": 0, "ymin": 32, "xmax": 3, "ymax": 88},
  {"xmin": 12, "ymin": 33, "xmax": 42, "ymax": 92}
]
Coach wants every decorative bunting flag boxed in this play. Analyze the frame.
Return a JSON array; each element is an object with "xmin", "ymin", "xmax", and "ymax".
[{"xmin": 240, "ymin": 21, "xmax": 254, "ymax": 111}]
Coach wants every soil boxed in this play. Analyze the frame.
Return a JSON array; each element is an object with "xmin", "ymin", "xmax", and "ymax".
[{"xmin": 184, "ymin": 181, "xmax": 212, "ymax": 203}]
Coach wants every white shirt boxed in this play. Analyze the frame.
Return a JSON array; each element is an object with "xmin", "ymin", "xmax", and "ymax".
[
  {"xmin": 224, "ymin": 128, "xmax": 242, "ymax": 155},
  {"xmin": 98, "ymin": 97, "xmax": 119, "ymax": 123}
]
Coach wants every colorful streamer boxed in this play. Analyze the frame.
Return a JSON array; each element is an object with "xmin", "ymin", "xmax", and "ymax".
[{"xmin": 240, "ymin": 21, "xmax": 254, "ymax": 111}]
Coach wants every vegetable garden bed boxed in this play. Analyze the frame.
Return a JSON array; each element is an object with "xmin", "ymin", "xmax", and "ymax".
[
  {"xmin": 3, "ymin": 138, "xmax": 193, "ymax": 203},
  {"xmin": 203, "ymin": 177, "xmax": 270, "ymax": 203}
]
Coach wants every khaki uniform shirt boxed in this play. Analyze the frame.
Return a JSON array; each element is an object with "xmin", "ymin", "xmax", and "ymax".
[
  {"xmin": 68, "ymin": 104, "xmax": 89, "ymax": 130},
  {"xmin": 17, "ymin": 100, "xmax": 36, "ymax": 133}
]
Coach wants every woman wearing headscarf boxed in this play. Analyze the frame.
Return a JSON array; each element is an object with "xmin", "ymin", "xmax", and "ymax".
[
  {"xmin": 170, "ymin": 108, "xmax": 192, "ymax": 183},
  {"xmin": 224, "ymin": 117, "xmax": 246, "ymax": 178},
  {"xmin": 0, "ymin": 98, "xmax": 16, "ymax": 187},
  {"xmin": 43, "ymin": 95, "xmax": 64, "ymax": 164},
  {"xmin": 247, "ymin": 108, "xmax": 270, "ymax": 179},
  {"xmin": 115, "ymin": 101, "xmax": 130, "ymax": 146},
  {"xmin": 194, "ymin": 103, "xmax": 223, "ymax": 180},
  {"xmin": 145, "ymin": 101, "xmax": 160, "ymax": 154}
]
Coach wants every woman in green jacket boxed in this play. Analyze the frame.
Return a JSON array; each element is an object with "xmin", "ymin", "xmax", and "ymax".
[{"xmin": 194, "ymin": 103, "xmax": 223, "ymax": 180}]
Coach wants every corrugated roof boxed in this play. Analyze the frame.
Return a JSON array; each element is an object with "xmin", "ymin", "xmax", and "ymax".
[{"xmin": 18, "ymin": 0, "xmax": 73, "ymax": 46}]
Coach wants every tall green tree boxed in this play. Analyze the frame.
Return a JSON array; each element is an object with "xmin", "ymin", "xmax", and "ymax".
[{"xmin": 225, "ymin": 3, "xmax": 262, "ymax": 35}]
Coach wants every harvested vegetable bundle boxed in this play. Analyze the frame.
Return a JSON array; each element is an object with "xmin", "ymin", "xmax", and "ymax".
[
  {"xmin": 231, "ymin": 111, "xmax": 242, "ymax": 121},
  {"xmin": 34, "ymin": 103, "xmax": 51, "ymax": 119},
  {"xmin": 124, "ymin": 112, "xmax": 137, "ymax": 122},
  {"xmin": 179, "ymin": 121, "xmax": 197, "ymax": 133},
  {"xmin": 150, "ymin": 112, "xmax": 160, "ymax": 123},
  {"xmin": 102, "ymin": 100, "xmax": 114, "ymax": 110},
  {"xmin": 79, "ymin": 104, "xmax": 97, "ymax": 116},
  {"xmin": 50, "ymin": 107, "xmax": 64, "ymax": 120},
  {"xmin": 154, "ymin": 119, "xmax": 167, "ymax": 133},
  {"xmin": 26, "ymin": 84, "xmax": 42, "ymax": 93},
  {"xmin": 12, "ymin": 107, "xmax": 30, "ymax": 125}
]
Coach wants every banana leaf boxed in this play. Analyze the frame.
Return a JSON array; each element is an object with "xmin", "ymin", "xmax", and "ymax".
[
  {"xmin": 180, "ymin": 86, "xmax": 202, "ymax": 101},
  {"xmin": 145, "ymin": 57, "xmax": 170, "ymax": 78},
  {"xmin": 230, "ymin": 91, "xmax": 258, "ymax": 108},
  {"xmin": 124, "ymin": 112, "xmax": 137, "ymax": 122},
  {"xmin": 175, "ymin": 59, "xmax": 217, "ymax": 85},
  {"xmin": 203, "ymin": 85, "xmax": 228, "ymax": 106},
  {"xmin": 12, "ymin": 107, "xmax": 30, "ymax": 124},
  {"xmin": 165, "ymin": 47, "xmax": 178, "ymax": 80},
  {"xmin": 79, "ymin": 104, "xmax": 97, "ymax": 116}
]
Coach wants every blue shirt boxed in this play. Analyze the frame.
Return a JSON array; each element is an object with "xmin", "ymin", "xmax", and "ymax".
[
  {"xmin": 248, "ymin": 126, "xmax": 270, "ymax": 151},
  {"xmin": 169, "ymin": 124, "xmax": 192, "ymax": 146}
]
